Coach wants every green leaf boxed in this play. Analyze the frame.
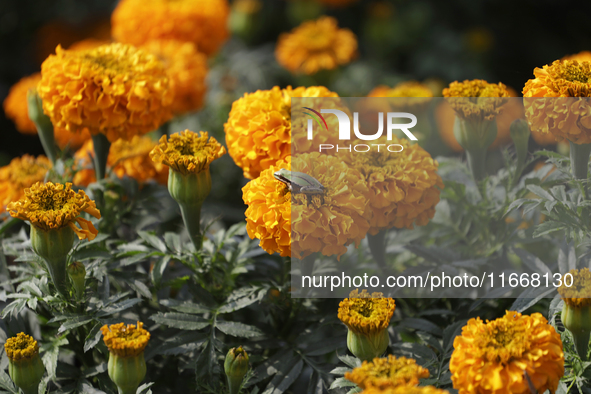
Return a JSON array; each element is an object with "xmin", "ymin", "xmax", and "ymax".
[
  {"xmin": 164, "ymin": 232, "xmax": 182, "ymax": 255},
  {"xmin": 151, "ymin": 255, "xmax": 171, "ymax": 286},
  {"xmin": 329, "ymin": 377, "xmax": 356, "ymax": 390},
  {"xmin": 397, "ymin": 318, "xmax": 443, "ymax": 336},
  {"xmin": 58, "ymin": 316, "xmax": 95, "ymax": 334},
  {"xmin": 262, "ymin": 358, "xmax": 303, "ymax": 394},
  {"xmin": 217, "ymin": 287, "xmax": 266, "ymax": 314},
  {"xmin": 84, "ymin": 323, "xmax": 104, "ymax": 353},
  {"xmin": 526, "ymin": 184, "xmax": 554, "ymax": 201},
  {"xmin": 0, "ymin": 370, "xmax": 18, "ymax": 393},
  {"xmin": 138, "ymin": 231, "xmax": 167, "ymax": 253},
  {"xmin": 337, "ymin": 354, "xmax": 361, "ymax": 369},
  {"xmin": 151, "ymin": 312, "xmax": 210, "ymax": 330},
  {"xmin": 216, "ymin": 321, "xmax": 263, "ymax": 338},
  {"xmin": 513, "ymin": 248, "xmax": 552, "ymax": 275},
  {"xmin": 532, "ymin": 221, "xmax": 564, "ymax": 238},
  {"xmin": 160, "ymin": 299, "xmax": 210, "ymax": 314},
  {"xmin": 41, "ymin": 335, "xmax": 68, "ymax": 381},
  {"xmin": 246, "ymin": 350, "xmax": 295, "ymax": 387},
  {"xmin": 510, "ymin": 286, "xmax": 556, "ymax": 313},
  {"xmin": 96, "ymin": 298, "xmax": 142, "ymax": 317}
]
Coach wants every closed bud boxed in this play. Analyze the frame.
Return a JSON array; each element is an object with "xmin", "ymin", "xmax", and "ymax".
[
  {"xmin": 4, "ymin": 333, "xmax": 45, "ymax": 394},
  {"xmin": 224, "ymin": 347, "xmax": 249, "ymax": 394},
  {"xmin": 67, "ymin": 262, "xmax": 86, "ymax": 300},
  {"xmin": 346, "ymin": 328, "xmax": 389, "ymax": 362}
]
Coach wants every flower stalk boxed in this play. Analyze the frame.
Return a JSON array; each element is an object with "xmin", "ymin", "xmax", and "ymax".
[
  {"xmin": 27, "ymin": 90, "xmax": 58, "ymax": 164},
  {"xmin": 569, "ymin": 141, "xmax": 591, "ymax": 180},
  {"xmin": 453, "ymin": 116, "xmax": 497, "ymax": 182},
  {"xmin": 67, "ymin": 262, "xmax": 86, "ymax": 301},
  {"xmin": 91, "ymin": 133, "xmax": 111, "ymax": 181}
]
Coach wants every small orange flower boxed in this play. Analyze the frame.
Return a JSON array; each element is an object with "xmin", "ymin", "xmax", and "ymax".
[
  {"xmin": 276, "ymin": 16, "xmax": 357, "ymax": 75},
  {"xmin": 3, "ymin": 73, "xmax": 40, "ymax": 134},
  {"xmin": 38, "ymin": 43, "xmax": 173, "ymax": 143},
  {"xmin": 345, "ymin": 355, "xmax": 429, "ymax": 389},
  {"xmin": 101, "ymin": 321, "xmax": 150, "ymax": 357},
  {"xmin": 0, "ymin": 155, "xmax": 51, "ymax": 218},
  {"xmin": 142, "ymin": 40, "xmax": 208, "ymax": 115},
  {"xmin": 112, "ymin": 0, "xmax": 230, "ymax": 56}
]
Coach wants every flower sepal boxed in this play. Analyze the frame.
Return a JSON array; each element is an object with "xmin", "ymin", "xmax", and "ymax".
[
  {"xmin": 346, "ymin": 328, "xmax": 389, "ymax": 362},
  {"xmin": 108, "ymin": 352, "xmax": 147, "ymax": 394},
  {"xmin": 67, "ymin": 262, "xmax": 86, "ymax": 301},
  {"xmin": 30, "ymin": 225, "xmax": 75, "ymax": 298},
  {"xmin": 168, "ymin": 168, "xmax": 212, "ymax": 207},
  {"xmin": 562, "ymin": 302, "xmax": 591, "ymax": 360}
]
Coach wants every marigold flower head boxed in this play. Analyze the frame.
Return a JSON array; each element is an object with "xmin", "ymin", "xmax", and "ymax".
[
  {"xmin": 112, "ymin": 0, "xmax": 230, "ymax": 56},
  {"xmin": 341, "ymin": 136, "xmax": 443, "ymax": 234},
  {"xmin": 368, "ymin": 81, "xmax": 433, "ymax": 99},
  {"xmin": 523, "ymin": 59, "xmax": 591, "ymax": 144},
  {"xmin": 558, "ymin": 268, "xmax": 591, "ymax": 307},
  {"xmin": 4, "ymin": 333, "xmax": 39, "ymax": 362},
  {"xmin": 68, "ymin": 38, "xmax": 110, "ymax": 52},
  {"xmin": 0, "ymin": 155, "xmax": 51, "ymax": 218},
  {"xmin": 38, "ymin": 43, "xmax": 173, "ymax": 143},
  {"xmin": 563, "ymin": 51, "xmax": 591, "ymax": 62},
  {"xmin": 3, "ymin": 73, "xmax": 41, "ymax": 134},
  {"xmin": 345, "ymin": 355, "xmax": 429, "ymax": 390},
  {"xmin": 7, "ymin": 182, "xmax": 101, "ymax": 240},
  {"xmin": 150, "ymin": 130, "xmax": 226, "ymax": 176},
  {"xmin": 338, "ymin": 290, "xmax": 395, "ymax": 336},
  {"xmin": 450, "ymin": 311, "xmax": 564, "ymax": 394},
  {"xmin": 101, "ymin": 321, "xmax": 150, "ymax": 357},
  {"xmin": 73, "ymin": 137, "xmax": 169, "ymax": 187},
  {"xmin": 142, "ymin": 40, "xmax": 208, "ymax": 115},
  {"xmin": 276, "ymin": 16, "xmax": 358, "ymax": 75},
  {"xmin": 360, "ymin": 386, "xmax": 450, "ymax": 394},
  {"xmin": 443, "ymin": 79, "xmax": 510, "ymax": 121},
  {"xmin": 225, "ymin": 85, "xmax": 344, "ymax": 179}
]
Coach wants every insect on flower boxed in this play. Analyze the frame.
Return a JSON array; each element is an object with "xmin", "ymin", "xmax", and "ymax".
[{"xmin": 274, "ymin": 169, "xmax": 326, "ymax": 202}]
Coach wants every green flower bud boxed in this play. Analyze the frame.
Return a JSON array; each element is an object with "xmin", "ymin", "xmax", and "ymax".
[
  {"xmin": 224, "ymin": 347, "xmax": 249, "ymax": 394},
  {"xmin": 108, "ymin": 353, "xmax": 147, "ymax": 394},
  {"xmin": 346, "ymin": 328, "xmax": 389, "ymax": 362},
  {"xmin": 453, "ymin": 116, "xmax": 497, "ymax": 181},
  {"xmin": 30, "ymin": 225, "xmax": 75, "ymax": 298},
  {"xmin": 5, "ymin": 333, "xmax": 45, "ymax": 394},
  {"xmin": 27, "ymin": 90, "xmax": 58, "ymax": 164},
  {"xmin": 67, "ymin": 262, "xmax": 86, "ymax": 300},
  {"xmin": 562, "ymin": 303, "xmax": 591, "ymax": 360}
]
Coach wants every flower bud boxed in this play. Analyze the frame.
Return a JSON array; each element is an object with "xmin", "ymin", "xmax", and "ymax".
[
  {"xmin": 558, "ymin": 268, "xmax": 591, "ymax": 360},
  {"xmin": 4, "ymin": 333, "xmax": 45, "ymax": 394},
  {"xmin": 101, "ymin": 322, "xmax": 150, "ymax": 394},
  {"xmin": 167, "ymin": 169, "xmax": 212, "ymax": 207},
  {"xmin": 224, "ymin": 347, "xmax": 249, "ymax": 394},
  {"xmin": 453, "ymin": 116, "xmax": 497, "ymax": 181},
  {"xmin": 346, "ymin": 328, "xmax": 389, "ymax": 362},
  {"xmin": 67, "ymin": 262, "xmax": 86, "ymax": 300},
  {"xmin": 30, "ymin": 225, "xmax": 76, "ymax": 298}
]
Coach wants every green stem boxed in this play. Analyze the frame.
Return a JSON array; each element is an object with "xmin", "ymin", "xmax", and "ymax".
[
  {"xmin": 27, "ymin": 91, "xmax": 58, "ymax": 164},
  {"xmin": 573, "ymin": 329, "xmax": 591, "ymax": 361},
  {"xmin": 569, "ymin": 141, "xmax": 591, "ymax": 180},
  {"xmin": 179, "ymin": 203, "xmax": 203, "ymax": 251},
  {"xmin": 367, "ymin": 230, "xmax": 387, "ymax": 272},
  {"xmin": 466, "ymin": 148, "xmax": 488, "ymax": 182},
  {"xmin": 91, "ymin": 133, "xmax": 111, "ymax": 181}
]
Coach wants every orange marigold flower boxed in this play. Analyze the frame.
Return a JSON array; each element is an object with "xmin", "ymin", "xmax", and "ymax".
[
  {"xmin": 38, "ymin": 43, "xmax": 173, "ymax": 143},
  {"xmin": 4, "ymin": 333, "xmax": 40, "ymax": 362},
  {"xmin": 276, "ymin": 16, "xmax": 358, "ymax": 75},
  {"xmin": 68, "ymin": 38, "xmax": 110, "ymax": 51},
  {"xmin": 243, "ymin": 153, "xmax": 370, "ymax": 259},
  {"xmin": 450, "ymin": 311, "xmax": 564, "ymax": 394},
  {"xmin": 338, "ymin": 289, "xmax": 395, "ymax": 336},
  {"xmin": 73, "ymin": 137, "xmax": 169, "ymax": 187},
  {"xmin": 558, "ymin": 267, "xmax": 591, "ymax": 308},
  {"xmin": 3, "ymin": 72, "xmax": 91, "ymax": 148},
  {"xmin": 0, "ymin": 155, "xmax": 51, "ymax": 218},
  {"xmin": 563, "ymin": 51, "xmax": 591, "ymax": 62},
  {"xmin": 7, "ymin": 182, "xmax": 101, "ymax": 240},
  {"xmin": 368, "ymin": 81, "xmax": 434, "ymax": 99},
  {"xmin": 225, "ymin": 85, "xmax": 344, "ymax": 179},
  {"xmin": 101, "ymin": 321, "xmax": 150, "ymax": 357},
  {"xmin": 142, "ymin": 40, "xmax": 208, "ymax": 115},
  {"xmin": 341, "ymin": 136, "xmax": 442, "ymax": 234},
  {"xmin": 112, "ymin": 0, "xmax": 230, "ymax": 56},
  {"xmin": 443, "ymin": 79, "xmax": 510, "ymax": 121},
  {"xmin": 150, "ymin": 130, "xmax": 226, "ymax": 175},
  {"xmin": 523, "ymin": 59, "xmax": 591, "ymax": 144},
  {"xmin": 345, "ymin": 355, "xmax": 429, "ymax": 390},
  {"xmin": 361, "ymin": 386, "xmax": 450, "ymax": 394},
  {"xmin": 3, "ymin": 73, "xmax": 40, "ymax": 134}
]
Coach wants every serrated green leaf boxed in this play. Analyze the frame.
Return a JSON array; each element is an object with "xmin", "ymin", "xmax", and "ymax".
[
  {"xmin": 151, "ymin": 255, "xmax": 171, "ymax": 286},
  {"xmin": 532, "ymin": 221, "xmax": 564, "ymax": 238},
  {"xmin": 41, "ymin": 336, "xmax": 68, "ymax": 381},
  {"xmin": 262, "ymin": 358, "xmax": 303, "ymax": 394},
  {"xmin": 151, "ymin": 312, "xmax": 209, "ymax": 330},
  {"xmin": 138, "ymin": 231, "xmax": 167, "ymax": 253},
  {"xmin": 526, "ymin": 184, "xmax": 554, "ymax": 201},
  {"xmin": 84, "ymin": 323, "xmax": 103, "ymax": 353},
  {"xmin": 58, "ymin": 316, "xmax": 95, "ymax": 334},
  {"xmin": 329, "ymin": 377, "xmax": 356, "ymax": 389},
  {"xmin": 96, "ymin": 298, "xmax": 142, "ymax": 317},
  {"xmin": 216, "ymin": 321, "xmax": 263, "ymax": 338}
]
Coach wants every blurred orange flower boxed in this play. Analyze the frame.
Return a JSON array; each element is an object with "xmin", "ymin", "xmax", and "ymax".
[
  {"xmin": 142, "ymin": 40, "xmax": 208, "ymax": 115},
  {"xmin": 0, "ymin": 155, "xmax": 51, "ymax": 218},
  {"xmin": 345, "ymin": 355, "xmax": 429, "ymax": 389},
  {"xmin": 276, "ymin": 16, "xmax": 357, "ymax": 75},
  {"xmin": 112, "ymin": 0, "xmax": 230, "ymax": 56}
]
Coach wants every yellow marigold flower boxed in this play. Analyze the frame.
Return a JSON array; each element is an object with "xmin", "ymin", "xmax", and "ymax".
[
  {"xmin": 275, "ymin": 16, "xmax": 358, "ymax": 75},
  {"xmin": 338, "ymin": 289, "xmax": 395, "ymax": 337},
  {"xmin": 563, "ymin": 51, "xmax": 591, "ymax": 62},
  {"xmin": 443, "ymin": 79, "xmax": 510, "ymax": 121},
  {"xmin": 0, "ymin": 155, "xmax": 51, "ymax": 218},
  {"xmin": 3, "ymin": 73, "xmax": 40, "ymax": 134},
  {"xmin": 38, "ymin": 43, "xmax": 174, "ymax": 143},
  {"xmin": 558, "ymin": 267, "xmax": 591, "ymax": 307},
  {"xmin": 68, "ymin": 38, "xmax": 110, "ymax": 51},
  {"xmin": 142, "ymin": 40, "xmax": 208, "ymax": 115},
  {"xmin": 4, "ymin": 333, "xmax": 39, "ymax": 362},
  {"xmin": 368, "ymin": 81, "xmax": 434, "ymax": 99},
  {"xmin": 450, "ymin": 311, "xmax": 564, "ymax": 394},
  {"xmin": 7, "ymin": 182, "xmax": 101, "ymax": 240},
  {"xmin": 73, "ymin": 137, "xmax": 169, "ymax": 187},
  {"xmin": 150, "ymin": 130, "xmax": 226, "ymax": 176},
  {"xmin": 101, "ymin": 321, "xmax": 150, "ymax": 358},
  {"xmin": 341, "ymin": 136, "xmax": 443, "ymax": 234},
  {"xmin": 111, "ymin": 0, "xmax": 230, "ymax": 56},
  {"xmin": 523, "ymin": 59, "xmax": 591, "ymax": 145},
  {"xmin": 361, "ymin": 386, "xmax": 450, "ymax": 394},
  {"xmin": 345, "ymin": 355, "xmax": 429, "ymax": 390},
  {"xmin": 225, "ymin": 85, "xmax": 342, "ymax": 179}
]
